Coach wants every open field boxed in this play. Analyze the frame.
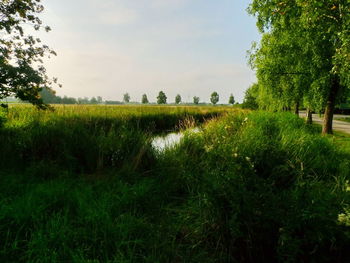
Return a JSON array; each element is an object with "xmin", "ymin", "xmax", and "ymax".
[
  {"xmin": 4, "ymin": 104, "xmax": 237, "ymax": 129},
  {"xmin": 0, "ymin": 106, "xmax": 350, "ymax": 262}
]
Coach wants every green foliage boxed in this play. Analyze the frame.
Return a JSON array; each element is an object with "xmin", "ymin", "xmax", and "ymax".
[
  {"xmin": 248, "ymin": 0, "xmax": 350, "ymax": 133},
  {"xmin": 193, "ymin": 96, "xmax": 200, "ymax": 105},
  {"xmin": 90, "ymin": 97, "xmax": 98, "ymax": 104},
  {"xmin": 0, "ymin": 0, "xmax": 58, "ymax": 109},
  {"xmin": 228, "ymin": 94, "xmax": 235, "ymax": 105},
  {"xmin": 157, "ymin": 91, "xmax": 167, "ymax": 104},
  {"xmin": 123, "ymin": 93, "xmax": 130, "ymax": 103},
  {"xmin": 141, "ymin": 94, "xmax": 149, "ymax": 104},
  {"xmin": 210, "ymin": 91, "xmax": 219, "ymax": 105},
  {"xmin": 242, "ymin": 83, "xmax": 259, "ymax": 110},
  {"xmin": 175, "ymin": 94, "xmax": 181, "ymax": 104}
]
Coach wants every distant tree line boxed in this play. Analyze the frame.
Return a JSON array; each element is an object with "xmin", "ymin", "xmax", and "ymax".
[
  {"xmin": 40, "ymin": 88, "xmax": 103, "ymax": 104},
  {"xmin": 40, "ymin": 88, "xmax": 237, "ymax": 106}
]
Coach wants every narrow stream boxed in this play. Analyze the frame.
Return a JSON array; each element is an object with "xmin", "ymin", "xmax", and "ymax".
[{"xmin": 151, "ymin": 128, "xmax": 201, "ymax": 152}]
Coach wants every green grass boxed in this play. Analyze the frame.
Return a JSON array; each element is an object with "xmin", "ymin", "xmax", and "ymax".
[
  {"xmin": 335, "ymin": 117, "xmax": 350, "ymax": 123},
  {"xmin": 0, "ymin": 105, "xmax": 239, "ymax": 173},
  {"xmin": 0, "ymin": 106, "xmax": 350, "ymax": 262}
]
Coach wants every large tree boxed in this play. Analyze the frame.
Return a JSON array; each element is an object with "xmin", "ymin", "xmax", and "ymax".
[
  {"xmin": 249, "ymin": 29, "xmax": 313, "ymax": 114},
  {"xmin": 249, "ymin": 0, "xmax": 350, "ymax": 134},
  {"xmin": 0, "ymin": 0, "xmax": 58, "ymax": 109}
]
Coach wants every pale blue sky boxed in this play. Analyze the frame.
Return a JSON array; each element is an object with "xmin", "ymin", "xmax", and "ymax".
[{"xmin": 40, "ymin": 0, "xmax": 259, "ymax": 103}]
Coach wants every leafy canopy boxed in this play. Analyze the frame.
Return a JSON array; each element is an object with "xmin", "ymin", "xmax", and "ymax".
[
  {"xmin": 157, "ymin": 91, "xmax": 167, "ymax": 104},
  {"xmin": 229, "ymin": 94, "xmax": 235, "ymax": 105},
  {"xmin": 248, "ymin": 0, "xmax": 350, "ymax": 112},
  {"xmin": 123, "ymin": 93, "xmax": 130, "ymax": 103},
  {"xmin": 0, "ymin": 0, "xmax": 58, "ymax": 109},
  {"xmin": 175, "ymin": 94, "xmax": 181, "ymax": 104},
  {"xmin": 141, "ymin": 94, "xmax": 149, "ymax": 104},
  {"xmin": 210, "ymin": 92, "xmax": 219, "ymax": 105}
]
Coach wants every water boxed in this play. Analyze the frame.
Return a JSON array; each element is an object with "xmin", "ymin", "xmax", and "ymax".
[{"xmin": 151, "ymin": 128, "xmax": 200, "ymax": 152}]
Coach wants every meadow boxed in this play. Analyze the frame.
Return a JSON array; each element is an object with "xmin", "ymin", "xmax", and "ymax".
[{"xmin": 0, "ymin": 105, "xmax": 350, "ymax": 262}]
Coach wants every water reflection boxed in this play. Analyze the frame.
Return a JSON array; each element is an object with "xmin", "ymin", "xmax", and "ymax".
[{"xmin": 151, "ymin": 128, "xmax": 200, "ymax": 152}]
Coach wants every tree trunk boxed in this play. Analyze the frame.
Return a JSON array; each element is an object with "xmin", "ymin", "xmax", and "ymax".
[
  {"xmin": 294, "ymin": 101, "xmax": 299, "ymax": 115},
  {"xmin": 322, "ymin": 76, "xmax": 340, "ymax": 135},
  {"xmin": 306, "ymin": 108, "xmax": 312, "ymax": 124}
]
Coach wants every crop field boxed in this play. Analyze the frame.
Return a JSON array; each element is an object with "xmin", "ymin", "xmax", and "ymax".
[{"xmin": 0, "ymin": 105, "xmax": 350, "ymax": 262}]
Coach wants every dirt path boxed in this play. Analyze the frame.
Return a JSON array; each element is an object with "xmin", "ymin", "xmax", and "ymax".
[{"xmin": 299, "ymin": 112, "xmax": 350, "ymax": 134}]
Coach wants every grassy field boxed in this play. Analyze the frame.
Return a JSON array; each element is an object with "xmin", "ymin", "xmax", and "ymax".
[{"xmin": 0, "ymin": 105, "xmax": 350, "ymax": 262}]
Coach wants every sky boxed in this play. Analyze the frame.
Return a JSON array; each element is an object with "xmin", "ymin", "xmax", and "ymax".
[{"xmin": 39, "ymin": 0, "xmax": 260, "ymax": 103}]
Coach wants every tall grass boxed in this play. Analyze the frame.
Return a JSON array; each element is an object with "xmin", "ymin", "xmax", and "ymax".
[
  {"xmin": 159, "ymin": 111, "xmax": 350, "ymax": 262},
  {"xmin": 0, "ymin": 107, "xmax": 349, "ymax": 262},
  {"xmin": 0, "ymin": 105, "xmax": 235, "ymax": 173}
]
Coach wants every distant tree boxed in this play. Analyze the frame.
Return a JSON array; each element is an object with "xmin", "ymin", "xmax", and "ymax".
[
  {"xmin": 123, "ymin": 93, "xmax": 130, "ymax": 103},
  {"xmin": 157, "ymin": 91, "xmax": 167, "ymax": 104},
  {"xmin": 229, "ymin": 94, "xmax": 235, "ymax": 105},
  {"xmin": 97, "ymin": 96, "xmax": 103, "ymax": 104},
  {"xmin": 61, "ymin": 96, "xmax": 77, "ymax": 104},
  {"xmin": 210, "ymin": 92, "xmax": 219, "ymax": 105},
  {"xmin": 54, "ymin": 96, "xmax": 62, "ymax": 104},
  {"xmin": 175, "ymin": 94, "xmax": 181, "ymax": 104},
  {"xmin": 193, "ymin": 96, "xmax": 200, "ymax": 105},
  {"xmin": 142, "ymin": 94, "xmax": 149, "ymax": 104},
  {"xmin": 78, "ymin": 97, "xmax": 90, "ymax": 104},
  {"xmin": 40, "ymin": 87, "xmax": 57, "ymax": 104},
  {"xmin": 90, "ymin": 97, "xmax": 98, "ymax": 104}
]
